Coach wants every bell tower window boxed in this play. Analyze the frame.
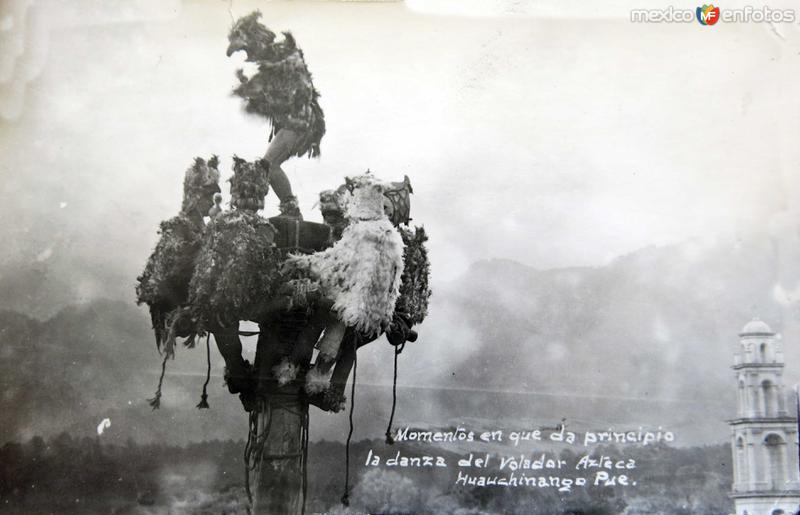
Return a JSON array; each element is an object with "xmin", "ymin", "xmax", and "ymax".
[
  {"xmin": 762, "ymin": 380, "xmax": 774, "ymax": 417},
  {"xmin": 735, "ymin": 437, "xmax": 745, "ymax": 483},
  {"xmin": 764, "ymin": 433, "xmax": 786, "ymax": 490}
]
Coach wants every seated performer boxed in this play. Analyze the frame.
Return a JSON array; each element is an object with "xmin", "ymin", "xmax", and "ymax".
[
  {"xmin": 227, "ymin": 11, "xmax": 326, "ymax": 219},
  {"xmin": 283, "ymin": 175, "xmax": 405, "ymax": 392}
]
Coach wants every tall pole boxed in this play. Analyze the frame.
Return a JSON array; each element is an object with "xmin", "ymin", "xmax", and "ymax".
[
  {"xmin": 246, "ymin": 307, "xmax": 318, "ymax": 515},
  {"xmin": 250, "ymin": 395, "xmax": 307, "ymax": 515}
]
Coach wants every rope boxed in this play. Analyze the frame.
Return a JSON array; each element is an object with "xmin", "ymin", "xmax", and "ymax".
[
  {"xmin": 341, "ymin": 334, "xmax": 358, "ymax": 507},
  {"xmin": 196, "ymin": 334, "xmax": 211, "ymax": 409},
  {"xmin": 245, "ymin": 397, "xmax": 271, "ymax": 507},
  {"xmin": 385, "ymin": 343, "xmax": 404, "ymax": 444},
  {"xmin": 244, "ymin": 409, "xmax": 255, "ymax": 505},
  {"xmin": 211, "ymin": 329, "xmax": 261, "ymax": 337},
  {"xmin": 302, "ymin": 406, "xmax": 309, "ymax": 515},
  {"xmin": 147, "ymin": 352, "xmax": 169, "ymax": 410}
]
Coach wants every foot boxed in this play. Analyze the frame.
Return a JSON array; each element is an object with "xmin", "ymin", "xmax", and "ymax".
[
  {"xmin": 305, "ymin": 388, "xmax": 346, "ymax": 413},
  {"xmin": 224, "ymin": 360, "xmax": 255, "ymax": 395},
  {"xmin": 278, "ymin": 196, "xmax": 303, "ymax": 220},
  {"xmin": 239, "ymin": 391, "xmax": 258, "ymax": 412}
]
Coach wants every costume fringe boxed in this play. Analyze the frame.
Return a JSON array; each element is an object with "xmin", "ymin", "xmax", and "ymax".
[
  {"xmin": 273, "ymin": 358, "xmax": 300, "ymax": 387},
  {"xmin": 304, "ymin": 365, "xmax": 330, "ymax": 394},
  {"xmin": 196, "ymin": 334, "xmax": 211, "ymax": 409},
  {"xmin": 148, "ymin": 353, "xmax": 170, "ymax": 410}
]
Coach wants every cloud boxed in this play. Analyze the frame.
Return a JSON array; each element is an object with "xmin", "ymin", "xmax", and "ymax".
[
  {"xmin": 0, "ymin": 1, "xmax": 47, "ymax": 121},
  {"xmin": 0, "ymin": 0, "xmax": 182, "ymax": 122}
]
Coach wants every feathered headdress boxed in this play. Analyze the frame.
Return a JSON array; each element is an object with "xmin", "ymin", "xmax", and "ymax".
[
  {"xmin": 383, "ymin": 176, "xmax": 413, "ymax": 227},
  {"xmin": 181, "ymin": 156, "xmax": 221, "ymax": 216},
  {"xmin": 227, "ymin": 11, "xmax": 277, "ymax": 60},
  {"xmin": 343, "ymin": 174, "xmax": 387, "ymax": 222},
  {"xmin": 229, "ymin": 156, "xmax": 270, "ymax": 211},
  {"xmin": 188, "ymin": 156, "xmax": 278, "ymax": 327}
]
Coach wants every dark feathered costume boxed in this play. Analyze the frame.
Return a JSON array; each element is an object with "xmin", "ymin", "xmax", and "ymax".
[
  {"xmin": 188, "ymin": 157, "xmax": 281, "ymax": 326},
  {"xmin": 395, "ymin": 226, "xmax": 432, "ymax": 326},
  {"xmin": 135, "ymin": 156, "xmax": 220, "ymax": 354},
  {"xmin": 227, "ymin": 11, "xmax": 325, "ymax": 159}
]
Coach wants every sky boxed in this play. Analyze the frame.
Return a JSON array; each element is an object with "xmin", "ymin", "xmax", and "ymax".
[{"xmin": 0, "ymin": 0, "xmax": 799, "ymax": 287}]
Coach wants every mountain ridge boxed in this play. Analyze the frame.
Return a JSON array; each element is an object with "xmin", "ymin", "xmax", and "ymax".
[{"xmin": 0, "ymin": 233, "xmax": 794, "ymax": 445}]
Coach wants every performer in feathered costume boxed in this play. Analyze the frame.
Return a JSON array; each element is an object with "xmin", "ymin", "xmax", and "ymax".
[
  {"xmin": 382, "ymin": 175, "xmax": 431, "ymax": 333},
  {"xmin": 283, "ymin": 174, "xmax": 405, "ymax": 391},
  {"xmin": 188, "ymin": 157, "xmax": 280, "ymax": 328},
  {"xmin": 227, "ymin": 11, "xmax": 326, "ymax": 219},
  {"xmin": 136, "ymin": 156, "xmax": 220, "ymax": 354},
  {"xmin": 304, "ymin": 177, "xmax": 431, "ymax": 407}
]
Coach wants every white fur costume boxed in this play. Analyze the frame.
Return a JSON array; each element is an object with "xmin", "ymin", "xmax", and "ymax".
[{"xmin": 288, "ymin": 176, "xmax": 405, "ymax": 336}]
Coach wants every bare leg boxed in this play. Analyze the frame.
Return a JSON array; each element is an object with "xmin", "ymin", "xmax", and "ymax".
[
  {"xmin": 288, "ymin": 299, "xmax": 334, "ymax": 366},
  {"xmin": 268, "ymin": 164, "xmax": 294, "ymax": 203},
  {"xmin": 264, "ymin": 129, "xmax": 302, "ymax": 217},
  {"xmin": 328, "ymin": 333, "xmax": 356, "ymax": 406},
  {"xmin": 314, "ymin": 316, "xmax": 347, "ymax": 375}
]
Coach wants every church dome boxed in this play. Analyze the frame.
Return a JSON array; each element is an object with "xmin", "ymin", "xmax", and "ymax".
[{"xmin": 739, "ymin": 318, "xmax": 775, "ymax": 336}]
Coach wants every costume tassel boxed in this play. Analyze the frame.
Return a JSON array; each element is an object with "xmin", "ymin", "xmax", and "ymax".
[
  {"xmin": 148, "ymin": 352, "xmax": 169, "ymax": 410},
  {"xmin": 197, "ymin": 334, "xmax": 212, "ymax": 409}
]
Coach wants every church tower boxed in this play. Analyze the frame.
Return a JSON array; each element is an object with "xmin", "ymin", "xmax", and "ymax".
[{"xmin": 730, "ymin": 318, "xmax": 800, "ymax": 515}]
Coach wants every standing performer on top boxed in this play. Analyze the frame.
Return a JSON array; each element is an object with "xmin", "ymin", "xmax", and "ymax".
[{"xmin": 227, "ymin": 11, "xmax": 326, "ymax": 219}]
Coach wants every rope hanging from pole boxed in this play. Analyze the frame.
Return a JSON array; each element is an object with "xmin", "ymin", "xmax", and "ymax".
[
  {"xmin": 341, "ymin": 334, "xmax": 358, "ymax": 507},
  {"xmin": 385, "ymin": 342, "xmax": 404, "ymax": 444},
  {"xmin": 244, "ymin": 397, "xmax": 272, "ymax": 508},
  {"xmin": 197, "ymin": 334, "xmax": 212, "ymax": 409},
  {"xmin": 302, "ymin": 406, "xmax": 309, "ymax": 515},
  {"xmin": 147, "ymin": 352, "xmax": 170, "ymax": 410}
]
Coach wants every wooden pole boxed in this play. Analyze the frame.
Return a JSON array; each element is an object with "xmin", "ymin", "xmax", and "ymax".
[
  {"xmin": 251, "ymin": 395, "xmax": 307, "ymax": 515},
  {"xmin": 249, "ymin": 309, "xmax": 315, "ymax": 515}
]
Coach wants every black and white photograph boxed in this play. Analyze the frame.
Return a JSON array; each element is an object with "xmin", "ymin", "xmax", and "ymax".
[{"xmin": 1, "ymin": 1, "xmax": 800, "ymax": 514}]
